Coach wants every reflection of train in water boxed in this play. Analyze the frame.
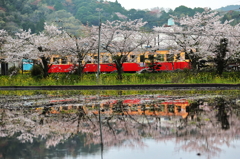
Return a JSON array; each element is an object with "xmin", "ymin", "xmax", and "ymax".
[
  {"xmin": 95, "ymin": 98, "xmax": 190, "ymax": 119},
  {"xmin": 47, "ymin": 50, "xmax": 191, "ymax": 73},
  {"xmin": 44, "ymin": 96, "xmax": 190, "ymax": 119}
]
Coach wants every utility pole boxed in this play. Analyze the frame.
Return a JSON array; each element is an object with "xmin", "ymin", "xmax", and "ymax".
[{"xmin": 96, "ymin": 8, "xmax": 102, "ymax": 82}]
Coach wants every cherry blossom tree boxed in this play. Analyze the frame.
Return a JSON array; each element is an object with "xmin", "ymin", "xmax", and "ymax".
[
  {"xmin": 153, "ymin": 8, "xmax": 240, "ymax": 74},
  {"xmin": 2, "ymin": 29, "xmax": 32, "ymax": 62},
  {"xmin": 53, "ymin": 26, "xmax": 99, "ymax": 76},
  {"xmin": 153, "ymin": 9, "xmax": 215, "ymax": 71},
  {"xmin": 33, "ymin": 24, "xmax": 67, "ymax": 78},
  {"xmin": 136, "ymin": 31, "xmax": 162, "ymax": 72},
  {"xmin": 2, "ymin": 29, "xmax": 38, "ymax": 76},
  {"xmin": 0, "ymin": 29, "xmax": 9, "ymax": 75},
  {"xmin": 193, "ymin": 13, "xmax": 239, "ymax": 75},
  {"xmin": 101, "ymin": 19, "xmax": 147, "ymax": 80},
  {"xmin": 2, "ymin": 23, "xmax": 98, "ymax": 78},
  {"xmin": 2, "ymin": 24, "xmax": 64, "ymax": 78}
]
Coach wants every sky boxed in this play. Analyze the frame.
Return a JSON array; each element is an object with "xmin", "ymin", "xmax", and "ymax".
[{"xmin": 108, "ymin": 0, "xmax": 240, "ymax": 10}]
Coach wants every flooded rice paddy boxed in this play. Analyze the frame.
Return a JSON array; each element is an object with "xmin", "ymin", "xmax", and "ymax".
[{"xmin": 0, "ymin": 90, "xmax": 240, "ymax": 159}]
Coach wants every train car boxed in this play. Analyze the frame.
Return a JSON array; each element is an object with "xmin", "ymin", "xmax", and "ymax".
[{"xmin": 48, "ymin": 50, "xmax": 191, "ymax": 73}]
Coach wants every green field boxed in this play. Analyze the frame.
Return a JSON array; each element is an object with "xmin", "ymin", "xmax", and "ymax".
[{"xmin": 1, "ymin": 71, "xmax": 240, "ymax": 86}]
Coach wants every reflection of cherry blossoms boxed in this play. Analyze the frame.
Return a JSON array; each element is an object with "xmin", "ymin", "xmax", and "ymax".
[
  {"xmin": 0, "ymin": 95, "xmax": 240, "ymax": 158},
  {"xmin": 0, "ymin": 94, "xmax": 187, "ymax": 149},
  {"xmin": 0, "ymin": 108, "xmax": 78, "ymax": 148},
  {"xmin": 175, "ymin": 97, "xmax": 240, "ymax": 159}
]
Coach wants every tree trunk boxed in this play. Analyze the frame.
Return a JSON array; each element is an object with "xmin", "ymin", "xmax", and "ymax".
[
  {"xmin": 186, "ymin": 50, "xmax": 200, "ymax": 72},
  {"xmin": 75, "ymin": 54, "xmax": 85, "ymax": 77},
  {"xmin": 40, "ymin": 57, "xmax": 50, "ymax": 78},
  {"xmin": 214, "ymin": 38, "xmax": 228, "ymax": 76},
  {"xmin": 216, "ymin": 59, "xmax": 225, "ymax": 75},
  {"xmin": 115, "ymin": 61, "xmax": 123, "ymax": 80},
  {"xmin": 37, "ymin": 46, "xmax": 50, "ymax": 78},
  {"xmin": 113, "ymin": 55, "xmax": 124, "ymax": 80},
  {"xmin": 215, "ymin": 98, "xmax": 230, "ymax": 130}
]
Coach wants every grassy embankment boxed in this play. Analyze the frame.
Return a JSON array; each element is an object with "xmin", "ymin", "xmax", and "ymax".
[{"xmin": 0, "ymin": 71, "xmax": 240, "ymax": 86}]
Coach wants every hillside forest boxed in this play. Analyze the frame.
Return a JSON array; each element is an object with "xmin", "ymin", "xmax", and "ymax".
[{"xmin": 1, "ymin": 0, "xmax": 240, "ymax": 34}]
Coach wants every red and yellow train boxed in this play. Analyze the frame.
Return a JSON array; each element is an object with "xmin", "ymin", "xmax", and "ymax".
[{"xmin": 47, "ymin": 50, "xmax": 191, "ymax": 73}]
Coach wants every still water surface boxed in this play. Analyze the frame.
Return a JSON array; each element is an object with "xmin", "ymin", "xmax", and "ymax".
[{"xmin": 0, "ymin": 92, "xmax": 240, "ymax": 159}]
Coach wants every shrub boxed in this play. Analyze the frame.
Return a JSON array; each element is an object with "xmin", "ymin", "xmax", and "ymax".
[
  {"xmin": 30, "ymin": 65, "xmax": 43, "ymax": 79},
  {"xmin": 8, "ymin": 66, "xmax": 20, "ymax": 76}
]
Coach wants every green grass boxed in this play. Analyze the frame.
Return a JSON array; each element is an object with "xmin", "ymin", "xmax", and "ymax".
[{"xmin": 0, "ymin": 71, "xmax": 240, "ymax": 86}]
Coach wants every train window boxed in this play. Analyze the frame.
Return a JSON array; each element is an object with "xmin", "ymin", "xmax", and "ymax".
[
  {"xmin": 175, "ymin": 53, "xmax": 181, "ymax": 61},
  {"xmin": 93, "ymin": 56, "xmax": 98, "ymax": 63},
  {"xmin": 129, "ymin": 55, "xmax": 137, "ymax": 62},
  {"xmin": 176, "ymin": 106, "xmax": 181, "ymax": 112},
  {"xmin": 102, "ymin": 55, "xmax": 110, "ymax": 63},
  {"xmin": 119, "ymin": 55, "xmax": 127, "ymax": 62},
  {"xmin": 148, "ymin": 55, "xmax": 154, "ymax": 60},
  {"xmin": 85, "ymin": 56, "xmax": 92, "ymax": 63},
  {"xmin": 185, "ymin": 53, "xmax": 189, "ymax": 60},
  {"xmin": 159, "ymin": 104, "xmax": 165, "ymax": 112},
  {"xmin": 156, "ymin": 54, "xmax": 164, "ymax": 61},
  {"xmin": 69, "ymin": 57, "xmax": 75, "ymax": 63},
  {"xmin": 167, "ymin": 104, "xmax": 174, "ymax": 113},
  {"xmin": 53, "ymin": 57, "xmax": 60, "ymax": 64},
  {"xmin": 166, "ymin": 54, "xmax": 174, "ymax": 61},
  {"xmin": 61, "ymin": 57, "xmax": 67, "ymax": 64},
  {"xmin": 140, "ymin": 55, "xmax": 145, "ymax": 62}
]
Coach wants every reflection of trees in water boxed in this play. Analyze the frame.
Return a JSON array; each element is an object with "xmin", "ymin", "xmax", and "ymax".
[
  {"xmin": 0, "ymin": 97, "xmax": 240, "ymax": 158},
  {"xmin": 0, "ymin": 132, "xmax": 101, "ymax": 159},
  {"xmin": 176, "ymin": 97, "xmax": 240, "ymax": 159},
  {"xmin": 0, "ymin": 107, "xmax": 103, "ymax": 158},
  {"xmin": 215, "ymin": 98, "xmax": 230, "ymax": 130},
  {"xmin": 0, "ymin": 101, "xmax": 182, "ymax": 148}
]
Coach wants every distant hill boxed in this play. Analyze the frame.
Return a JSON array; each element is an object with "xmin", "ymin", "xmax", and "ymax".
[
  {"xmin": 216, "ymin": 5, "xmax": 240, "ymax": 12},
  {"xmin": 0, "ymin": 0, "xmax": 239, "ymax": 34},
  {"xmin": 216, "ymin": 5, "xmax": 240, "ymax": 26}
]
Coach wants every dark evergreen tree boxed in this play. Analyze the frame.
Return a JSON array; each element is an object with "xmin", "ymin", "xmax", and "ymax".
[{"xmin": 214, "ymin": 38, "xmax": 229, "ymax": 75}]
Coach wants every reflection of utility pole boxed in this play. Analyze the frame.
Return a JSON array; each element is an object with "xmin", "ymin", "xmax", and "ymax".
[
  {"xmin": 98, "ymin": 105, "xmax": 104, "ymax": 159},
  {"xmin": 96, "ymin": 8, "xmax": 102, "ymax": 82}
]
